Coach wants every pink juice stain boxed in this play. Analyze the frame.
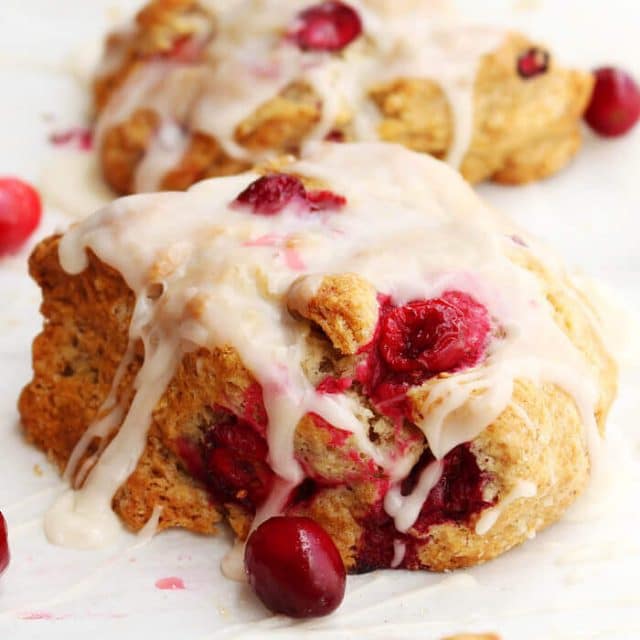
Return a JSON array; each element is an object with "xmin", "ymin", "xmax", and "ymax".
[
  {"xmin": 284, "ymin": 248, "xmax": 306, "ymax": 270},
  {"xmin": 155, "ymin": 576, "xmax": 185, "ymax": 591},
  {"xmin": 19, "ymin": 611, "xmax": 68, "ymax": 620},
  {"xmin": 49, "ymin": 127, "xmax": 93, "ymax": 151},
  {"xmin": 242, "ymin": 233, "xmax": 282, "ymax": 247}
]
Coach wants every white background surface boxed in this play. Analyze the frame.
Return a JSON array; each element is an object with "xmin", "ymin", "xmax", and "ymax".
[{"xmin": 1, "ymin": 1, "xmax": 639, "ymax": 638}]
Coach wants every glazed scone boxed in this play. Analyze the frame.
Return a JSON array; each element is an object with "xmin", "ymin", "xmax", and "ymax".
[
  {"xmin": 20, "ymin": 143, "xmax": 616, "ymax": 571},
  {"xmin": 94, "ymin": 0, "xmax": 594, "ymax": 195}
]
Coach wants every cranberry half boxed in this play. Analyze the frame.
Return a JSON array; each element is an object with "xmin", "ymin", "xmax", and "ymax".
[
  {"xmin": 292, "ymin": 1, "xmax": 362, "ymax": 52},
  {"xmin": 517, "ymin": 47, "xmax": 550, "ymax": 79},
  {"xmin": 245, "ymin": 516, "xmax": 346, "ymax": 618},
  {"xmin": 233, "ymin": 174, "xmax": 346, "ymax": 216},
  {"xmin": 233, "ymin": 174, "xmax": 307, "ymax": 216},
  {"xmin": 0, "ymin": 511, "xmax": 9, "ymax": 576},
  {"xmin": 584, "ymin": 67, "xmax": 640, "ymax": 137},
  {"xmin": 379, "ymin": 291, "xmax": 490, "ymax": 375},
  {"xmin": 0, "ymin": 177, "xmax": 42, "ymax": 256}
]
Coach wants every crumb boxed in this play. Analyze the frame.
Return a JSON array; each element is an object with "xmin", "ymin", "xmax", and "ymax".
[
  {"xmin": 217, "ymin": 605, "xmax": 230, "ymax": 619},
  {"xmin": 33, "ymin": 464, "xmax": 43, "ymax": 477}
]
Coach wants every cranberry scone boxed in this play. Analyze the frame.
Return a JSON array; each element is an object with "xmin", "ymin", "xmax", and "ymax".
[
  {"xmin": 94, "ymin": 0, "xmax": 594, "ymax": 195},
  {"xmin": 20, "ymin": 142, "xmax": 615, "ymax": 572}
]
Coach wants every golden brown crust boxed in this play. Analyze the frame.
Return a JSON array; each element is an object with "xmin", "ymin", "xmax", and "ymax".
[
  {"xmin": 94, "ymin": 1, "xmax": 594, "ymax": 194},
  {"xmin": 19, "ymin": 226, "xmax": 616, "ymax": 572},
  {"xmin": 373, "ymin": 33, "xmax": 594, "ymax": 185},
  {"xmin": 19, "ymin": 236, "xmax": 223, "ymax": 534},
  {"xmin": 94, "ymin": 0, "xmax": 214, "ymax": 112},
  {"xmin": 287, "ymin": 273, "xmax": 379, "ymax": 355}
]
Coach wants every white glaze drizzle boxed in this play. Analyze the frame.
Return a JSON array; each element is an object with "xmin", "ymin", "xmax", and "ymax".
[
  {"xmin": 95, "ymin": 0, "xmax": 505, "ymax": 192},
  {"xmin": 390, "ymin": 539, "xmax": 407, "ymax": 569},
  {"xmin": 46, "ymin": 142, "xmax": 604, "ymax": 549},
  {"xmin": 384, "ymin": 460, "xmax": 444, "ymax": 533},
  {"xmin": 475, "ymin": 479, "xmax": 537, "ymax": 536}
]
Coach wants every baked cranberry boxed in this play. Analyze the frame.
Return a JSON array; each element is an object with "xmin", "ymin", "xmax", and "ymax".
[
  {"xmin": 316, "ymin": 376, "xmax": 353, "ymax": 394},
  {"xmin": 204, "ymin": 415, "xmax": 274, "ymax": 508},
  {"xmin": 307, "ymin": 189, "xmax": 347, "ymax": 211},
  {"xmin": 233, "ymin": 174, "xmax": 307, "ymax": 215},
  {"xmin": 353, "ymin": 506, "xmax": 404, "ymax": 573},
  {"xmin": 0, "ymin": 511, "xmax": 9, "ymax": 576},
  {"xmin": 584, "ymin": 67, "xmax": 640, "ymax": 137},
  {"xmin": 356, "ymin": 292, "xmax": 490, "ymax": 422},
  {"xmin": 379, "ymin": 291, "xmax": 490, "ymax": 375},
  {"xmin": 0, "ymin": 177, "xmax": 42, "ymax": 256},
  {"xmin": 206, "ymin": 448, "xmax": 273, "ymax": 505},
  {"xmin": 292, "ymin": 1, "xmax": 362, "ymax": 52},
  {"xmin": 176, "ymin": 437, "xmax": 206, "ymax": 482},
  {"xmin": 245, "ymin": 516, "xmax": 346, "ymax": 617},
  {"xmin": 403, "ymin": 444, "xmax": 494, "ymax": 532},
  {"xmin": 241, "ymin": 382, "xmax": 268, "ymax": 432},
  {"xmin": 325, "ymin": 129, "xmax": 345, "ymax": 142},
  {"xmin": 207, "ymin": 421, "xmax": 268, "ymax": 461},
  {"xmin": 233, "ymin": 174, "xmax": 347, "ymax": 215},
  {"xmin": 517, "ymin": 47, "xmax": 550, "ymax": 79}
]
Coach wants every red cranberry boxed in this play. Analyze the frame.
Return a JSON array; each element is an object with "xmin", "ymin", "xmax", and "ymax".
[
  {"xmin": 584, "ymin": 67, "xmax": 640, "ymax": 137},
  {"xmin": 176, "ymin": 437, "xmax": 207, "ymax": 482},
  {"xmin": 356, "ymin": 292, "xmax": 490, "ymax": 421},
  {"xmin": 207, "ymin": 419, "xmax": 269, "ymax": 459},
  {"xmin": 307, "ymin": 189, "xmax": 347, "ymax": 211},
  {"xmin": 0, "ymin": 511, "xmax": 9, "ymax": 576},
  {"xmin": 379, "ymin": 291, "xmax": 490, "ymax": 375},
  {"xmin": 316, "ymin": 376, "xmax": 353, "ymax": 394},
  {"xmin": 233, "ymin": 174, "xmax": 307, "ymax": 215},
  {"xmin": 206, "ymin": 448, "xmax": 273, "ymax": 505},
  {"xmin": 245, "ymin": 516, "xmax": 346, "ymax": 617},
  {"xmin": 0, "ymin": 177, "xmax": 42, "ymax": 256},
  {"xmin": 402, "ymin": 444, "xmax": 494, "ymax": 533},
  {"xmin": 324, "ymin": 129, "xmax": 345, "ymax": 142},
  {"xmin": 292, "ymin": 1, "xmax": 362, "ymax": 52},
  {"xmin": 517, "ymin": 47, "xmax": 550, "ymax": 79},
  {"xmin": 233, "ymin": 174, "xmax": 346, "ymax": 215},
  {"xmin": 204, "ymin": 416, "xmax": 274, "ymax": 508},
  {"xmin": 241, "ymin": 382, "xmax": 268, "ymax": 433}
]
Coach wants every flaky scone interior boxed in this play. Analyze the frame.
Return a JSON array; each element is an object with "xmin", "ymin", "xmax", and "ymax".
[
  {"xmin": 20, "ymin": 143, "xmax": 615, "ymax": 572},
  {"xmin": 93, "ymin": 0, "xmax": 594, "ymax": 195}
]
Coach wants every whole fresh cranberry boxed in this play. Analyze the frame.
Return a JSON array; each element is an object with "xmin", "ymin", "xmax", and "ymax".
[
  {"xmin": 378, "ymin": 291, "xmax": 490, "ymax": 375},
  {"xmin": 291, "ymin": 1, "xmax": 362, "ymax": 52},
  {"xmin": 245, "ymin": 516, "xmax": 346, "ymax": 617},
  {"xmin": 584, "ymin": 67, "xmax": 640, "ymax": 137},
  {"xmin": 0, "ymin": 177, "xmax": 42, "ymax": 256},
  {"xmin": 0, "ymin": 511, "xmax": 9, "ymax": 576}
]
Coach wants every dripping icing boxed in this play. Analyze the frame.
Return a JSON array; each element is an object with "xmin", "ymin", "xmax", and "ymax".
[
  {"xmin": 47, "ymin": 142, "xmax": 603, "ymax": 549},
  {"xmin": 475, "ymin": 480, "xmax": 537, "ymax": 535},
  {"xmin": 95, "ymin": 0, "xmax": 505, "ymax": 191}
]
